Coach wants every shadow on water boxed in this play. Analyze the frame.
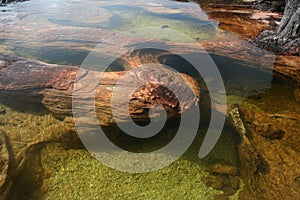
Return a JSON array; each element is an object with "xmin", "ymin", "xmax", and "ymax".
[{"xmin": 0, "ymin": 90, "xmax": 49, "ymax": 115}]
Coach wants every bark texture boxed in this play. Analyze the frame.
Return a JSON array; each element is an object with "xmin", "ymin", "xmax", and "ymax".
[
  {"xmin": 0, "ymin": 53, "xmax": 200, "ymax": 126},
  {"xmin": 256, "ymin": 0, "xmax": 300, "ymax": 55}
]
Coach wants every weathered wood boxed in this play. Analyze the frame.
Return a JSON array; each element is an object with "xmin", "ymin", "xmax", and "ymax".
[{"xmin": 0, "ymin": 53, "xmax": 200, "ymax": 126}]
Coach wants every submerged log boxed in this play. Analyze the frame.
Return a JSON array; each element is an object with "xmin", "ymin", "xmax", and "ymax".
[{"xmin": 0, "ymin": 53, "xmax": 200, "ymax": 126}]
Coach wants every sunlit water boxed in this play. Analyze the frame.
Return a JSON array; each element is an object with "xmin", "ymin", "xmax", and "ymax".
[
  {"xmin": 0, "ymin": 0, "xmax": 299, "ymax": 199},
  {"xmin": 0, "ymin": 0, "xmax": 218, "ymax": 65}
]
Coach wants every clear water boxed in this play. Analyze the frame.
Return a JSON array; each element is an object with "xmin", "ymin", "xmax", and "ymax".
[
  {"xmin": 0, "ymin": 0, "xmax": 218, "ymax": 65},
  {"xmin": 0, "ymin": 0, "xmax": 299, "ymax": 199}
]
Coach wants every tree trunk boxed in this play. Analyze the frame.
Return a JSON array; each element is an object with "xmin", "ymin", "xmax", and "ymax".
[
  {"xmin": 0, "ymin": 53, "xmax": 200, "ymax": 127},
  {"xmin": 256, "ymin": 0, "xmax": 300, "ymax": 55}
]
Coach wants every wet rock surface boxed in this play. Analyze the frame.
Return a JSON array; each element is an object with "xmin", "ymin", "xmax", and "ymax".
[
  {"xmin": 197, "ymin": 0, "xmax": 300, "ymax": 85},
  {"xmin": 197, "ymin": 1, "xmax": 271, "ymax": 39}
]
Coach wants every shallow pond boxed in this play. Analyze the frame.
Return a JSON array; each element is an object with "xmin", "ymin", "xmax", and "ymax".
[{"xmin": 0, "ymin": 0, "xmax": 299, "ymax": 199}]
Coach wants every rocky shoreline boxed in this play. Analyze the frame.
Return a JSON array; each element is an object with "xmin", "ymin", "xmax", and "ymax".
[{"xmin": 194, "ymin": 1, "xmax": 300, "ymax": 199}]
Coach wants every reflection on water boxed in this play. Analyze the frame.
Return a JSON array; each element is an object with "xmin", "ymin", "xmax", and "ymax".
[{"xmin": 0, "ymin": 0, "xmax": 298, "ymax": 199}]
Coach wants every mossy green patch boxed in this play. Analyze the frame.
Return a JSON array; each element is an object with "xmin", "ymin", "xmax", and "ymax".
[{"xmin": 42, "ymin": 145, "xmax": 221, "ymax": 200}]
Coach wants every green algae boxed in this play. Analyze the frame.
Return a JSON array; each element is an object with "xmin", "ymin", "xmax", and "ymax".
[
  {"xmin": 0, "ymin": 100, "xmax": 241, "ymax": 199},
  {"xmin": 42, "ymin": 146, "xmax": 220, "ymax": 200},
  {"xmin": 41, "ymin": 127, "xmax": 238, "ymax": 199}
]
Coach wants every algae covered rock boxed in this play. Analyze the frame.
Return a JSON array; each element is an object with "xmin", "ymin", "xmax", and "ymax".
[{"xmin": 229, "ymin": 105, "xmax": 300, "ymax": 200}]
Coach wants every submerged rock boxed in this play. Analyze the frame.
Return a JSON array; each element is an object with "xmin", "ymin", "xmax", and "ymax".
[
  {"xmin": 208, "ymin": 163, "xmax": 238, "ymax": 176},
  {"xmin": 229, "ymin": 105, "xmax": 300, "ymax": 200},
  {"xmin": 203, "ymin": 159, "xmax": 240, "ymax": 197},
  {"xmin": 203, "ymin": 175, "xmax": 225, "ymax": 190}
]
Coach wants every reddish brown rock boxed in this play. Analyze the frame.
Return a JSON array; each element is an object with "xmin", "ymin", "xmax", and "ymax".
[{"xmin": 206, "ymin": 8, "xmax": 270, "ymax": 39}]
